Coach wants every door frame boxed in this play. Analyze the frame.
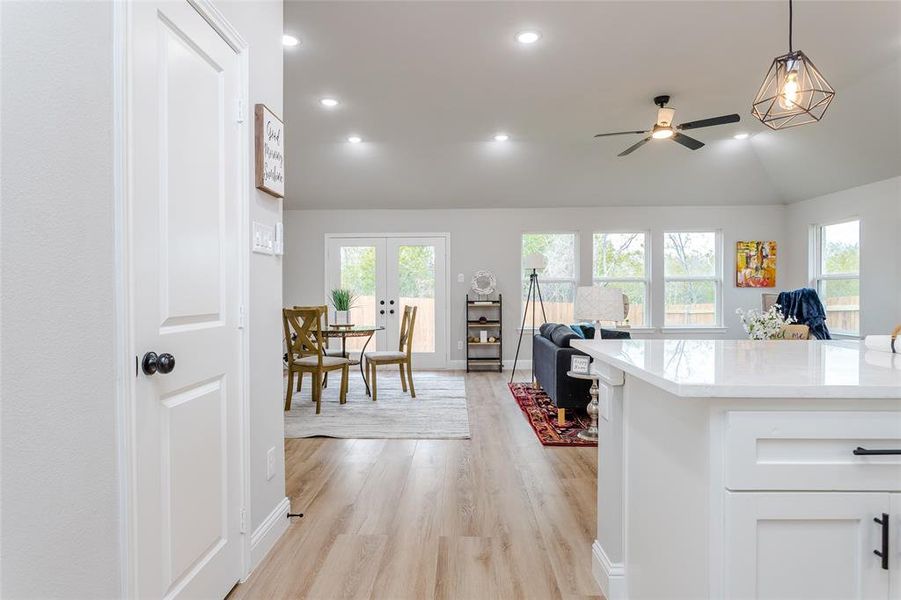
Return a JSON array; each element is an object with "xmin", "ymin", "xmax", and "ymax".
[
  {"xmin": 323, "ymin": 232, "xmax": 451, "ymax": 369},
  {"xmin": 113, "ymin": 1, "xmax": 253, "ymax": 596}
]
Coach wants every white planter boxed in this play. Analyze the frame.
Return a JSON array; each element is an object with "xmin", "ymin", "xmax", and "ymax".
[{"xmin": 334, "ymin": 309, "xmax": 349, "ymax": 325}]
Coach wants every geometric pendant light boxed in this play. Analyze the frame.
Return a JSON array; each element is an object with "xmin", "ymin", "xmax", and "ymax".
[{"xmin": 751, "ymin": 0, "xmax": 835, "ymax": 130}]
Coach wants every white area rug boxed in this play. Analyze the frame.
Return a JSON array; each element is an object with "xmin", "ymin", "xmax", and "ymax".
[{"xmin": 284, "ymin": 370, "xmax": 471, "ymax": 439}]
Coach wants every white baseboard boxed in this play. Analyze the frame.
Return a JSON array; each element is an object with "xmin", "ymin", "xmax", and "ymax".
[
  {"xmin": 592, "ymin": 540, "xmax": 626, "ymax": 600},
  {"xmin": 448, "ymin": 359, "xmax": 532, "ymax": 372},
  {"xmin": 248, "ymin": 497, "xmax": 290, "ymax": 574}
]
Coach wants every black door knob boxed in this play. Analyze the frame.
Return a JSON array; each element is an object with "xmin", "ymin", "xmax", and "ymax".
[
  {"xmin": 142, "ymin": 351, "xmax": 176, "ymax": 375},
  {"xmin": 157, "ymin": 353, "xmax": 175, "ymax": 374}
]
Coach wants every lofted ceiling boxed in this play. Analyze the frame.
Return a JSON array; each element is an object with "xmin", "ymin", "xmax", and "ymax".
[{"xmin": 283, "ymin": 1, "xmax": 901, "ymax": 209}]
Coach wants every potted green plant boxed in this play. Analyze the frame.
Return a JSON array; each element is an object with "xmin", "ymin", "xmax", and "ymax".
[{"xmin": 329, "ymin": 288, "xmax": 356, "ymax": 325}]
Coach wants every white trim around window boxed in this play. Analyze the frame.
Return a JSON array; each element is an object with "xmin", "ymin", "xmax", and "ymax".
[
  {"xmin": 520, "ymin": 231, "xmax": 579, "ymax": 328},
  {"xmin": 592, "ymin": 230, "xmax": 651, "ymax": 327},
  {"xmin": 662, "ymin": 230, "xmax": 723, "ymax": 328},
  {"xmin": 809, "ymin": 218, "xmax": 860, "ymax": 337}
]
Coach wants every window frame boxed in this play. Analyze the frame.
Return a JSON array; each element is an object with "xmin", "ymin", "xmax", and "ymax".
[
  {"xmin": 662, "ymin": 229, "xmax": 723, "ymax": 328},
  {"xmin": 520, "ymin": 231, "xmax": 579, "ymax": 329},
  {"xmin": 810, "ymin": 218, "xmax": 860, "ymax": 337},
  {"xmin": 592, "ymin": 230, "xmax": 651, "ymax": 327}
]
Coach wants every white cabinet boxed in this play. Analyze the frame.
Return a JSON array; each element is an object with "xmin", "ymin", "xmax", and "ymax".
[
  {"xmin": 725, "ymin": 492, "xmax": 891, "ymax": 599},
  {"xmin": 723, "ymin": 411, "xmax": 901, "ymax": 599}
]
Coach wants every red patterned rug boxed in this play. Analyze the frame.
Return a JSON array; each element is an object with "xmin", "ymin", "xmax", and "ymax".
[{"xmin": 508, "ymin": 382, "xmax": 596, "ymax": 447}]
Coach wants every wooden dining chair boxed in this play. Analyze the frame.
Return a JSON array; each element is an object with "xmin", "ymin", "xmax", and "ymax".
[
  {"xmin": 283, "ymin": 306, "xmax": 349, "ymax": 414},
  {"xmin": 293, "ymin": 304, "xmax": 344, "ymax": 390},
  {"xmin": 364, "ymin": 305, "xmax": 417, "ymax": 402}
]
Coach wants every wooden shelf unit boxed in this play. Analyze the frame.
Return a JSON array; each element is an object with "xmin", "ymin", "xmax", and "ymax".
[{"xmin": 466, "ymin": 294, "xmax": 503, "ymax": 373}]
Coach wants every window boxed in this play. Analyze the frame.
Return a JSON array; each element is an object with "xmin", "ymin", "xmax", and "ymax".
[
  {"xmin": 521, "ymin": 233, "xmax": 576, "ymax": 326},
  {"xmin": 593, "ymin": 232, "xmax": 649, "ymax": 326},
  {"xmin": 813, "ymin": 220, "xmax": 859, "ymax": 336},
  {"xmin": 664, "ymin": 231, "xmax": 721, "ymax": 327}
]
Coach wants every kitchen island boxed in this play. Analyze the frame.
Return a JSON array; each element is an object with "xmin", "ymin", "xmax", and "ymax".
[{"xmin": 570, "ymin": 338, "xmax": 901, "ymax": 600}]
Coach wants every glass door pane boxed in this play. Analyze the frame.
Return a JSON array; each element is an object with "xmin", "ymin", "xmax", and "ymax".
[
  {"xmin": 326, "ymin": 238, "xmax": 386, "ymax": 353},
  {"xmin": 396, "ymin": 244, "xmax": 435, "ymax": 353},
  {"xmin": 387, "ymin": 237, "xmax": 447, "ymax": 368},
  {"xmin": 338, "ymin": 245, "xmax": 377, "ymax": 352}
]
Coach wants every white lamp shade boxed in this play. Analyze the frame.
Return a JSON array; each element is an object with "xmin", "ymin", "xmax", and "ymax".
[
  {"xmin": 574, "ymin": 286, "xmax": 624, "ymax": 322},
  {"xmin": 523, "ymin": 252, "xmax": 548, "ymax": 271}
]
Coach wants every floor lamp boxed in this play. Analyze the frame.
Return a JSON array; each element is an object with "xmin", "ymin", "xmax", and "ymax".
[{"xmin": 511, "ymin": 252, "xmax": 548, "ymax": 385}]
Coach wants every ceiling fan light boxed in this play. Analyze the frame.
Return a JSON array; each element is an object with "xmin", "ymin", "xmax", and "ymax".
[
  {"xmin": 656, "ymin": 107, "xmax": 676, "ymax": 127},
  {"xmin": 651, "ymin": 125, "xmax": 674, "ymax": 139}
]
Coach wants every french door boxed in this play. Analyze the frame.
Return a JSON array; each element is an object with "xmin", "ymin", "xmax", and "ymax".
[{"xmin": 326, "ymin": 235, "xmax": 448, "ymax": 368}]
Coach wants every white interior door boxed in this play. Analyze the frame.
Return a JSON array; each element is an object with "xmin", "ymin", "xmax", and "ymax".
[
  {"xmin": 130, "ymin": 2, "xmax": 244, "ymax": 598},
  {"xmin": 326, "ymin": 235, "xmax": 447, "ymax": 368}
]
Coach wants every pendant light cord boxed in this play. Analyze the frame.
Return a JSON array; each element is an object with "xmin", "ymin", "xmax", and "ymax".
[{"xmin": 788, "ymin": 0, "xmax": 793, "ymax": 52}]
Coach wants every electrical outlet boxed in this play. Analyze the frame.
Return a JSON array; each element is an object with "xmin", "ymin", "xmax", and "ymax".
[
  {"xmin": 457, "ymin": 340, "xmax": 463, "ymax": 350},
  {"xmin": 457, "ymin": 273, "xmax": 465, "ymax": 283},
  {"xmin": 266, "ymin": 447, "xmax": 276, "ymax": 480}
]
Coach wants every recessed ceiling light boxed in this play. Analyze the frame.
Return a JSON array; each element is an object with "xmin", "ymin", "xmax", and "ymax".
[
  {"xmin": 282, "ymin": 34, "xmax": 300, "ymax": 47},
  {"xmin": 347, "ymin": 135, "xmax": 362, "ymax": 144},
  {"xmin": 733, "ymin": 132, "xmax": 750, "ymax": 140},
  {"xmin": 494, "ymin": 133, "xmax": 510, "ymax": 142},
  {"xmin": 320, "ymin": 98, "xmax": 339, "ymax": 107},
  {"xmin": 516, "ymin": 31, "xmax": 541, "ymax": 44}
]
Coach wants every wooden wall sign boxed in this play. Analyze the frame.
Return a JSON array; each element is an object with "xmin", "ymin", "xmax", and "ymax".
[{"xmin": 254, "ymin": 104, "xmax": 285, "ymax": 198}]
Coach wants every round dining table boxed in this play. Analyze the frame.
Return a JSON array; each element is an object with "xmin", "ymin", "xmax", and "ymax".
[{"xmin": 322, "ymin": 325, "xmax": 384, "ymax": 395}]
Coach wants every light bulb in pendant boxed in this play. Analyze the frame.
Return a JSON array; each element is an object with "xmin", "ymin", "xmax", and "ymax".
[{"xmin": 779, "ymin": 69, "xmax": 800, "ymax": 109}]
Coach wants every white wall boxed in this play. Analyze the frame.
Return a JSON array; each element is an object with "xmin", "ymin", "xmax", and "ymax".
[
  {"xmin": 284, "ymin": 204, "xmax": 788, "ymax": 362},
  {"xmin": 1, "ymin": 2, "xmax": 122, "ymax": 597},
  {"xmin": 784, "ymin": 176, "xmax": 901, "ymax": 337},
  {"xmin": 217, "ymin": 0, "xmax": 287, "ymax": 550}
]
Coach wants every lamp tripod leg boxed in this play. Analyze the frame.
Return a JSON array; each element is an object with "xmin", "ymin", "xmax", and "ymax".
[{"xmin": 510, "ymin": 274, "xmax": 536, "ymax": 383}]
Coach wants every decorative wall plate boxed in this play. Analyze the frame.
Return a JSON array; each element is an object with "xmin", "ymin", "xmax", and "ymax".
[{"xmin": 471, "ymin": 270, "xmax": 497, "ymax": 296}]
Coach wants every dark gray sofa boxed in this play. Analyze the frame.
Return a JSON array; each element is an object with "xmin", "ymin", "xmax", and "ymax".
[{"xmin": 533, "ymin": 323, "xmax": 630, "ymax": 422}]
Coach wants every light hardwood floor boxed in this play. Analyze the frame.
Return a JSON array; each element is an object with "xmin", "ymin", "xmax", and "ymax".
[{"xmin": 229, "ymin": 370, "xmax": 601, "ymax": 600}]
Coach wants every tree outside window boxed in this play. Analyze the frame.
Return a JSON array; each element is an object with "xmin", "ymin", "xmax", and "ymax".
[
  {"xmin": 664, "ymin": 231, "xmax": 720, "ymax": 327},
  {"xmin": 521, "ymin": 233, "xmax": 576, "ymax": 326}
]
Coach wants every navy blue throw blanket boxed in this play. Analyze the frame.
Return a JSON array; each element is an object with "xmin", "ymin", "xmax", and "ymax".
[{"xmin": 776, "ymin": 288, "xmax": 831, "ymax": 340}]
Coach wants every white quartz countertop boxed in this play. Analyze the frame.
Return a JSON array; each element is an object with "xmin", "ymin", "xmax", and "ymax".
[{"xmin": 570, "ymin": 338, "xmax": 901, "ymax": 398}]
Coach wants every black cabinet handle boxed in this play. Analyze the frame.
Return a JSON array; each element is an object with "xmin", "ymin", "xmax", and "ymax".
[
  {"xmin": 389, "ymin": 309, "xmax": 395, "ymax": 314},
  {"xmin": 389, "ymin": 300, "xmax": 395, "ymax": 305},
  {"xmin": 380, "ymin": 309, "xmax": 385, "ymax": 315},
  {"xmin": 874, "ymin": 513, "xmax": 889, "ymax": 570},
  {"xmin": 854, "ymin": 447, "xmax": 901, "ymax": 455},
  {"xmin": 380, "ymin": 300, "xmax": 385, "ymax": 305}
]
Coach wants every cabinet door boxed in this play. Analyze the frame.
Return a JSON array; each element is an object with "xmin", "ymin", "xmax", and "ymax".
[
  {"xmin": 725, "ymin": 492, "xmax": 890, "ymax": 600},
  {"xmin": 892, "ymin": 494, "xmax": 901, "ymax": 600}
]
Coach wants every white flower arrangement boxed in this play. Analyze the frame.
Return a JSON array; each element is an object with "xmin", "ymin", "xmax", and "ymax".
[{"xmin": 735, "ymin": 304, "xmax": 796, "ymax": 340}]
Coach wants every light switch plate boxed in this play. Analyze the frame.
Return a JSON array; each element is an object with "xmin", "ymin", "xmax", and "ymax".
[
  {"xmin": 252, "ymin": 221, "xmax": 274, "ymax": 255},
  {"xmin": 274, "ymin": 222, "xmax": 284, "ymax": 255}
]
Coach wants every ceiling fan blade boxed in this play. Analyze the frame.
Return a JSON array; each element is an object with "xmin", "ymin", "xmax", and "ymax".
[
  {"xmin": 594, "ymin": 130, "xmax": 649, "ymax": 138},
  {"xmin": 677, "ymin": 114, "xmax": 740, "ymax": 130},
  {"xmin": 671, "ymin": 132, "xmax": 705, "ymax": 150},
  {"xmin": 618, "ymin": 136, "xmax": 651, "ymax": 156}
]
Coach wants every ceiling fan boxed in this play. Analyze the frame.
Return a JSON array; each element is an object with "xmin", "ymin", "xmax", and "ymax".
[{"xmin": 594, "ymin": 95, "xmax": 740, "ymax": 157}]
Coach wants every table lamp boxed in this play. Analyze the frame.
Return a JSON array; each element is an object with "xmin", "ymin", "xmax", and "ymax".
[{"xmin": 575, "ymin": 286, "xmax": 626, "ymax": 330}]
